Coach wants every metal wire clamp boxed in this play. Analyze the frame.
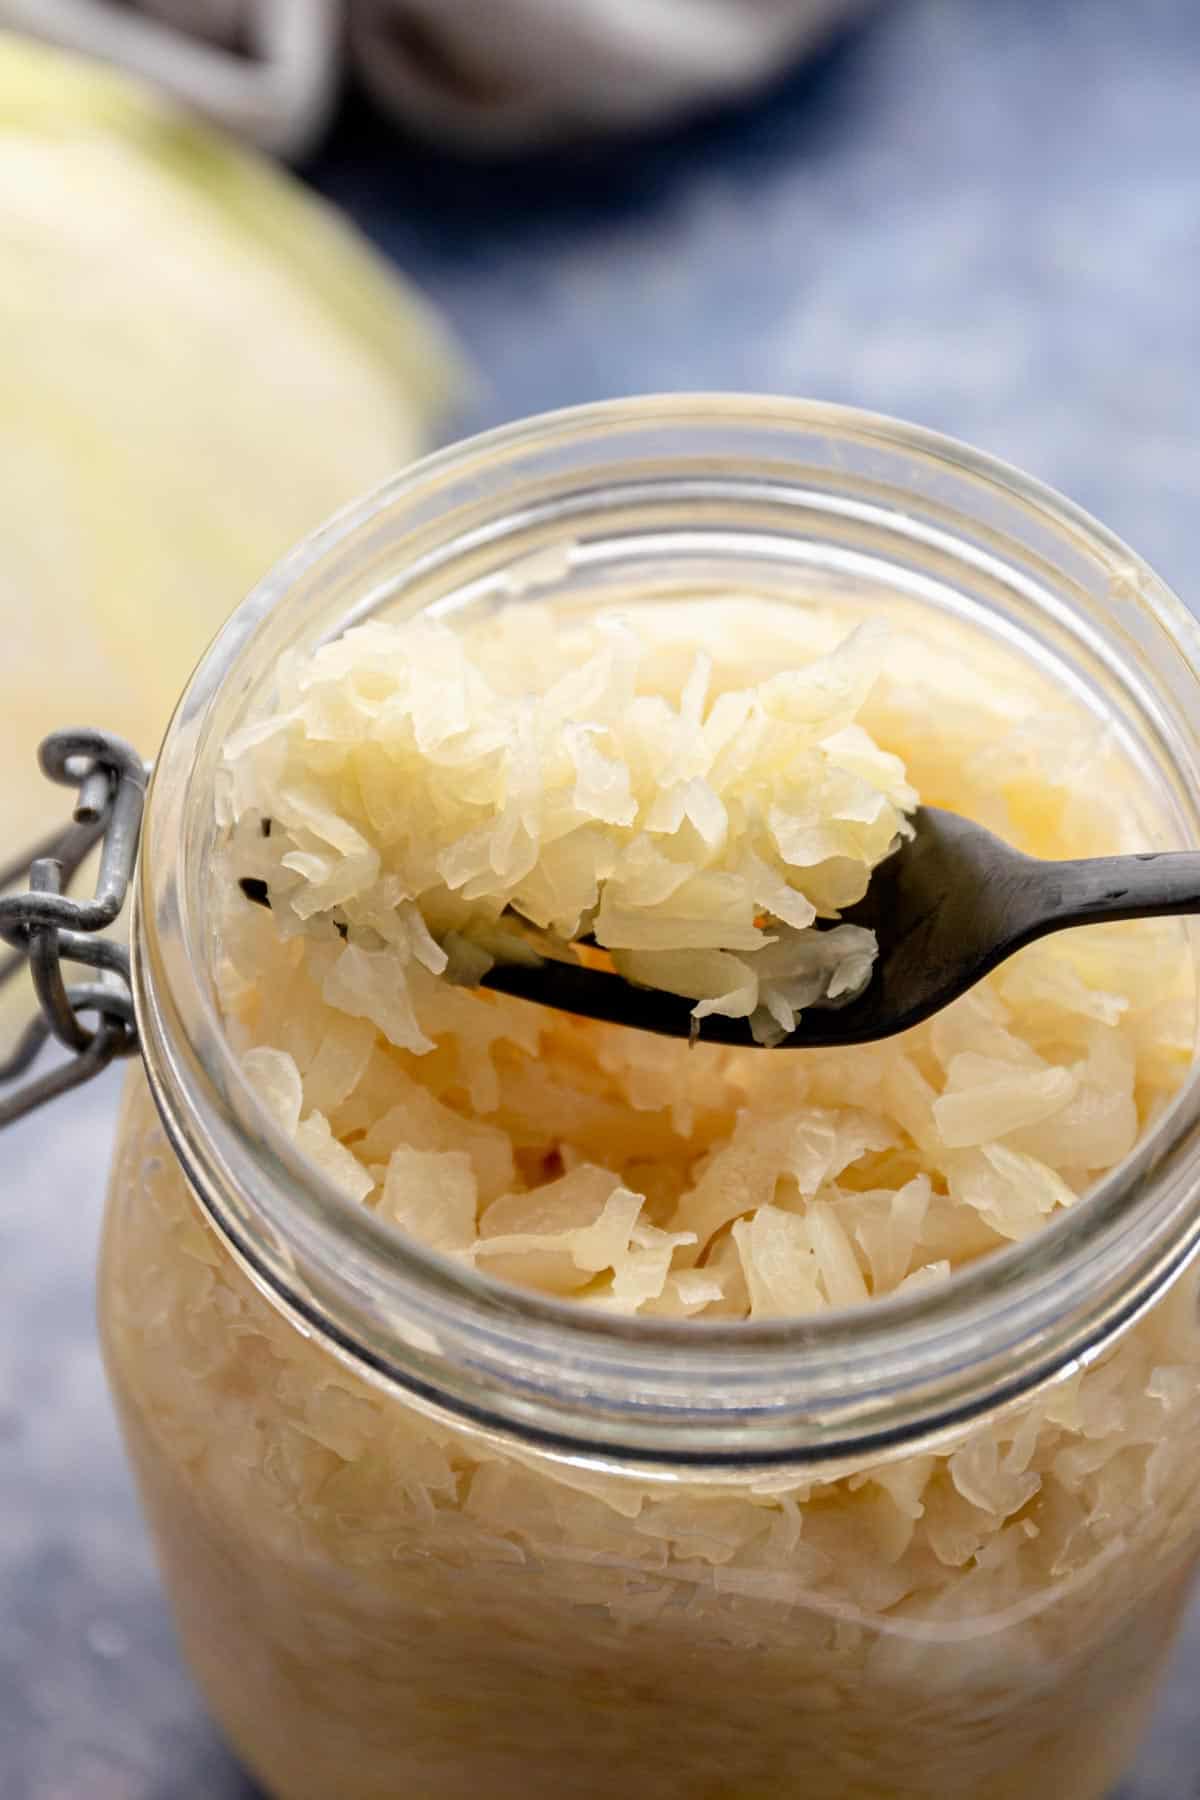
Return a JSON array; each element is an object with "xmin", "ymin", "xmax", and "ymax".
[{"xmin": 0, "ymin": 730, "xmax": 147, "ymax": 1128}]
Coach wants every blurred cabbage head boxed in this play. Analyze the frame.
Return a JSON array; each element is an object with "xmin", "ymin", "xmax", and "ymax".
[
  {"xmin": 0, "ymin": 30, "xmax": 462, "ymax": 1054},
  {"xmin": 0, "ymin": 30, "xmax": 461, "ymax": 852}
]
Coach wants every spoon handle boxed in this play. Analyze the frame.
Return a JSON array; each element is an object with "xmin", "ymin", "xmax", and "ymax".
[{"xmin": 1032, "ymin": 850, "xmax": 1200, "ymax": 931}]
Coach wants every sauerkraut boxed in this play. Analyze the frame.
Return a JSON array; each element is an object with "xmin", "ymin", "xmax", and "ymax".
[
  {"xmin": 217, "ymin": 602, "xmax": 913, "ymax": 1043},
  {"xmin": 99, "ymin": 592, "xmax": 1200, "ymax": 1800},
  {"xmin": 211, "ymin": 597, "xmax": 1191, "ymax": 1320}
]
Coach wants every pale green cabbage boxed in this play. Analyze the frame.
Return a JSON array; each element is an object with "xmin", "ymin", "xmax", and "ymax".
[{"xmin": 0, "ymin": 32, "xmax": 462, "ymax": 1039}]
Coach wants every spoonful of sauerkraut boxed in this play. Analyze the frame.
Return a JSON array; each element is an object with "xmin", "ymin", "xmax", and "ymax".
[{"xmin": 220, "ymin": 601, "xmax": 1200, "ymax": 1050}]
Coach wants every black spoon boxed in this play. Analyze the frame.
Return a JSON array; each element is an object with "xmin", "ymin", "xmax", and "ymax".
[{"xmin": 241, "ymin": 807, "xmax": 1200, "ymax": 1050}]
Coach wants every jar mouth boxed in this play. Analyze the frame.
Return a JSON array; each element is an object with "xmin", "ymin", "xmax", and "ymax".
[{"xmin": 134, "ymin": 393, "xmax": 1200, "ymax": 1468}]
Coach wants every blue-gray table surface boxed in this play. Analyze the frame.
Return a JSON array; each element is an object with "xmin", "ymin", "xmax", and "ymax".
[{"xmin": 3, "ymin": 0, "xmax": 1199, "ymax": 1793}]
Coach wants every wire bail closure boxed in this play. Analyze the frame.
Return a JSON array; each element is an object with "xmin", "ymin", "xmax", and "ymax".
[{"xmin": 0, "ymin": 730, "xmax": 147, "ymax": 1128}]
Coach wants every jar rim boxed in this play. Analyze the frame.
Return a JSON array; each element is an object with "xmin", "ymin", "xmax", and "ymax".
[{"xmin": 133, "ymin": 393, "xmax": 1200, "ymax": 1468}]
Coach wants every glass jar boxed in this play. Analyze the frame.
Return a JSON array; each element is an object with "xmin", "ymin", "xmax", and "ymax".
[{"xmin": 100, "ymin": 397, "xmax": 1200, "ymax": 1800}]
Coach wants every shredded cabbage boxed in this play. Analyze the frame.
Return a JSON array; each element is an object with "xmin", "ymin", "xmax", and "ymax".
[
  {"xmin": 213, "ymin": 596, "xmax": 1194, "ymax": 1322},
  {"xmin": 220, "ymin": 604, "xmax": 916, "ymax": 1044}
]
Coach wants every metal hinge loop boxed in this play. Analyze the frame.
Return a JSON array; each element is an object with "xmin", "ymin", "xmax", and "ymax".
[{"xmin": 0, "ymin": 730, "xmax": 148, "ymax": 1129}]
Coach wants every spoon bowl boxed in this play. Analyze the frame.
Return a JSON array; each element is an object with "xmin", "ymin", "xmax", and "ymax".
[{"xmin": 477, "ymin": 808, "xmax": 1200, "ymax": 1047}]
